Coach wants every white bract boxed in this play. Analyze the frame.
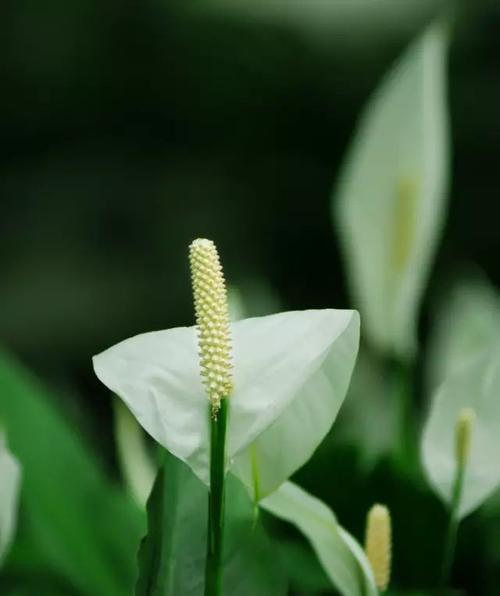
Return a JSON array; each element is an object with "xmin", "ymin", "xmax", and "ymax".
[
  {"xmin": 427, "ymin": 274, "xmax": 500, "ymax": 391},
  {"xmin": 261, "ymin": 481, "xmax": 377, "ymax": 596},
  {"xmin": 422, "ymin": 346, "xmax": 500, "ymax": 518},
  {"xmin": 0, "ymin": 433, "xmax": 21, "ymax": 564},
  {"xmin": 334, "ymin": 22, "xmax": 449, "ymax": 360},
  {"xmin": 113, "ymin": 399, "xmax": 156, "ymax": 507},
  {"xmin": 94, "ymin": 309, "xmax": 359, "ymax": 499}
]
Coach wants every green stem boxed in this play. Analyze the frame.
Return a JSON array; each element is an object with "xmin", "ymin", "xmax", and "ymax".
[
  {"xmin": 387, "ymin": 359, "xmax": 415, "ymax": 469},
  {"xmin": 204, "ymin": 398, "xmax": 228, "ymax": 596},
  {"xmin": 440, "ymin": 458, "xmax": 465, "ymax": 589}
]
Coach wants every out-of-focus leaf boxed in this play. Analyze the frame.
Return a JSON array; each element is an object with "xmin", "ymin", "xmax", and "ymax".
[
  {"xmin": 94, "ymin": 309, "xmax": 359, "ymax": 498},
  {"xmin": 422, "ymin": 346, "xmax": 500, "ymax": 518},
  {"xmin": 427, "ymin": 274, "xmax": 500, "ymax": 391},
  {"xmin": 261, "ymin": 481, "xmax": 377, "ymax": 596},
  {"xmin": 334, "ymin": 22, "xmax": 449, "ymax": 360},
  {"xmin": 0, "ymin": 433, "xmax": 21, "ymax": 565},
  {"xmin": 136, "ymin": 452, "xmax": 287, "ymax": 595},
  {"xmin": 207, "ymin": 0, "xmax": 435, "ymax": 48},
  {"xmin": 227, "ymin": 280, "xmax": 281, "ymax": 323},
  {"xmin": 335, "ymin": 349, "xmax": 399, "ymax": 470},
  {"xmin": 0, "ymin": 349, "xmax": 144, "ymax": 596},
  {"xmin": 277, "ymin": 541, "xmax": 331, "ymax": 593},
  {"xmin": 114, "ymin": 398, "xmax": 156, "ymax": 507}
]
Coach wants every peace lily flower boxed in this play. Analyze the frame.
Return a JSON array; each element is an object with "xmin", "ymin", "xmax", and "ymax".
[
  {"xmin": 333, "ymin": 23, "xmax": 449, "ymax": 360},
  {"xmin": 93, "ymin": 239, "xmax": 360, "ymax": 499}
]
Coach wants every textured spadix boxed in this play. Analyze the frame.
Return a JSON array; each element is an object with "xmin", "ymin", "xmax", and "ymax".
[{"xmin": 189, "ymin": 238, "xmax": 232, "ymax": 414}]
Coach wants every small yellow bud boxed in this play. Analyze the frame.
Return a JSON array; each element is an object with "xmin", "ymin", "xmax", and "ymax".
[
  {"xmin": 189, "ymin": 239, "xmax": 233, "ymax": 415},
  {"xmin": 364, "ymin": 503, "xmax": 392, "ymax": 591},
  {"xmin": 455, "ymin": 407, "xmax": 475, "ymax": 467}
]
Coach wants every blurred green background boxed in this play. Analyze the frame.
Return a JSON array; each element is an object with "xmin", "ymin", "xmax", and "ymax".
[{"xmin": 1, "ymin": 1, "xmax": 500, "ymax": 594}]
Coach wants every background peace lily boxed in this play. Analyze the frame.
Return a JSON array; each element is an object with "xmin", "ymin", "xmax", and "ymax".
[
  {"xmin": 422, "ymin": 271, "xmax": 500, "ymax": 519},
  {"xmin": 261, "ymin": 480, "xmax": 378, "ymax": 596},
  {"xmin": 422, "ymin": 345, "xmax": 500, "ymax": 519},
  {"xmin": 333, "ymin": 22, "xmax": 449, "ymax": 361},
  {"xmin": 426, "ymin": 272, "xmax": 500, "ymax": 392},
  {"xmin": 93, "ymin": 307, "xmax": 359, "ymax": 500}
]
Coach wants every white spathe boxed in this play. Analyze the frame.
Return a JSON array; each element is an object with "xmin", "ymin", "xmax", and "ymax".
[
  {"xmin": 426, "ymin": 274, "xmax": 500, "ymax": 391},
  {"xmin": 0, "ymin": 434, "xmax": 21, "ymax": 564},
  {"xmin": 93, "ymin": 309, "xmax": 359, "ymax": 499},
  {"xmin": 334, "ymin": 22, "xmax": 449, "ymax": 360},
  {"xmin": 261, "ymin": 481, "xmax": 377, "ymax": 596},
  {"xmin": 422, "ymin": 346, "xmax": 500, "ymax": 518}
]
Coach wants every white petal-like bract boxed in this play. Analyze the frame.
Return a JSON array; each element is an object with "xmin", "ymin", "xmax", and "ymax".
[
  {"xmin": 422, "ymin": 346, "xmax": 500, "ymax": 518},
  {"xmin": 334, "ymin": 22, "xmax": 449, "ymax": 359},
  {"xmin": 93, "ymin": 309, "xmax": 359, "ymax": 497},
  {"xmin": 261, "ymin": 481, "xmax": 377, "ymax": 596}
]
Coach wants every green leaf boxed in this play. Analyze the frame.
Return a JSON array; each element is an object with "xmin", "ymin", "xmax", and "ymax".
[
  {"xmin": 277, "ymin": 540, "xmax": 331, "ymax": 593},
  {"xmin": 421, "ymin": 346, "xmax": 500, "ymax": 518},
  {"xmin": 93, "ymin": 308, "xmax": 359, "ymax": 498},
  {"xmin": 0, "ymin": 349, "xmax": 144, "ymax": 596},
  {"xmin": 261, "ymin": 481, "xmax": 377, "ymax": 596},
  {"xmin": 136, "ymin": 452, "xmax": 287, "ymax": 595},
  {"xmin": 0, "ymin": 433, "xmax": 21, "ymax": 565},
  {"xmin": 334, "ymin": 22, "xmax": 450, "ymax": 359},
  {"xmin": 427, "ymin": 273, "xmax": 500, "ymax": 391}
]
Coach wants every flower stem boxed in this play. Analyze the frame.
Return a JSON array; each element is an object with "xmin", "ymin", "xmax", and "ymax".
[
  {"xmin": 440, "ymin": 457, "xmax": 465, "ymax": 589},
  {"xmin": 204, "ymin": 398, "xmax": 228, "ymax": 596},
  {"xmin": 387, "ymin": 359, "xmax": 416, "ymax": 471}
]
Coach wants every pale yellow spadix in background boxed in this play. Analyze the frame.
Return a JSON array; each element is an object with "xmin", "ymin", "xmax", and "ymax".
[
  {"xmin": 364, "ymin": 504, "xmax": 392, "ymax": 591},
  {"xmin": 455, "ymin": 407, "xmax": 475, "ymax": 468}
]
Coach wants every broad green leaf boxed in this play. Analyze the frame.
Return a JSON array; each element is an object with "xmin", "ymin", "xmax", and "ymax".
[
  {"xmin": 421, "ymin": 346, "xmax": 500, "ymax": 518},
  {"xmin": 136, "ymin": 452, "xmax": 287, "ymax": 595},
  {"xmin": 0, "ymin": 434, "xmax": 21, "ymax": 565},
  {"xmin": 94, "ymin": 309, "xmax": 359, "ymax": 498},
  {"xmin": 334, "ymin": 22, "xmax": 450, "ymax": 360},
  {"xmin": 261, "ymin": 481, "xmax": 377, "ymax": 596},
  {"xmin": 277, "ymin": 541, "xmax": 331, "ymax": 593},
  {"xmin": 135, "ymin": 456, "xmax": 205, "ymax": 595},
  {"xmin": 0, "ymin": 349, "xmax": 144, "ymax": 596},
  {"xmin": 427, "ymin": 274, "xmax": 500, "ymax": 391}
]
